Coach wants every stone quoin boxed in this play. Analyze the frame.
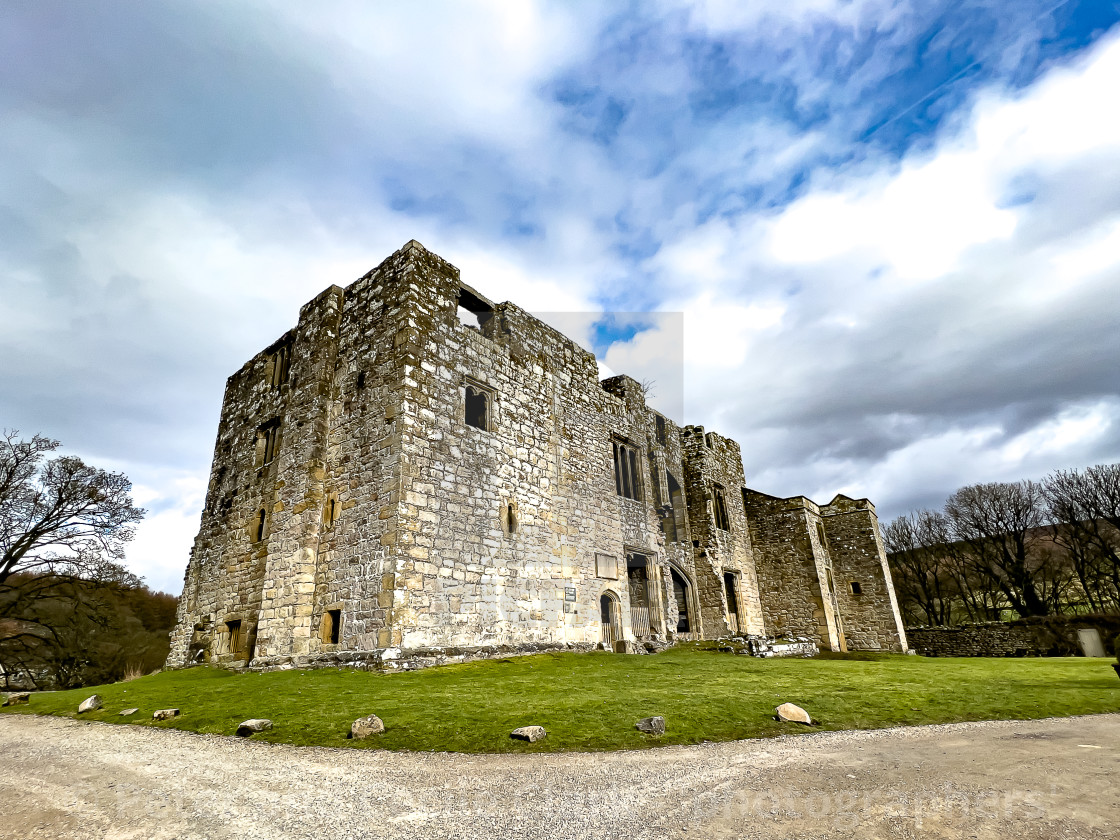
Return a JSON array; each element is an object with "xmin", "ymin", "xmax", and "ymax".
[{"xmin": 166, "ymin": 241, "xmax": 907, "ymax": 671}]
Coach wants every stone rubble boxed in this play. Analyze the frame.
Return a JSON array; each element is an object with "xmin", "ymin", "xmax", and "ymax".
[{"xmin": 510, "ymin": 726, "xmax": 547, "ymax": 743}]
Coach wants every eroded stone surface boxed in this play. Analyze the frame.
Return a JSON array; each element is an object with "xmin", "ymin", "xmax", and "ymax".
[
  {"xmin": 152, "ymin": 709, "xmax": 180, "ymax": 721},
  {"xmin": 119, "ymin": 708, "xmax": 139, "ymax": 716},
  {"xmin": 78, "ymin": 695, "xmax": 102, "ymax": 713},
  {"xmin": 236, "ymin": 719, "xmax": 273, "ymax": 737},
  {"xmin": 510, "ymin": 726, "xmax": 547, "ymax": 743},
  {"xmin": 350, "ymin": 714, "xmax": 385, "ymax": 739},
  {"xmin": 635, "ymin": 716, "xmax": 665, "ymax": 735},
  {"xmin": 775, "ymin": 702, "xmax": 812, "ymax": 724},
  {"xmin": 165, "ymin": 240, "xmax": 907, "ymax": 673},
  {"xmin": 2, "ymin": 692, "xmax": 29, "ymax": 707}
]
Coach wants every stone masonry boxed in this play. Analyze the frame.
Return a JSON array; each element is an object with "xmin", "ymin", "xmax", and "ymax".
[{"xmin": 167, "ymin": 241, "xmax": 907, "ymax": 670}]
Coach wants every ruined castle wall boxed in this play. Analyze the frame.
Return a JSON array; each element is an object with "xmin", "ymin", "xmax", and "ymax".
[
  {"xmin": 168, "ymin": 285, "xmax": 348, "ymax": 666},
  {"xmin": 744, "ymin": 491, "xmax": 841, "ymax": 649},
  {"xmin": 680, "ymin": 429, "xmax": 765, "ymax": 638},
  {"xmin": 821, "ymin": 497, "xmax": 908, "ymax": 652},
  {"xmin": 300, "ymin": 250, "xmax": 426, "ymax": 658},
  {"xmin": 377, "ymin": 245, "xmax": 669, "ymax": 649},
  {"xmin": 168, "ymin": 239, "xmax": 910, "ymax": 667}
]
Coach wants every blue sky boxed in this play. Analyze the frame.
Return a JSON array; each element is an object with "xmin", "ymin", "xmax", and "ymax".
[{"xmin": 3, "ymin": 0, "xmax": 1120, "ymax": 593}]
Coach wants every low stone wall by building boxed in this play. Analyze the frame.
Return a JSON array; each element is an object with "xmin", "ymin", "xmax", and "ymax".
[
  {"xmin": 909, "ymin": 616, "xmax": 1120, "ymax": 658},
  {"xmin": 906, "ymin": 624, "xmax": 1042, "ymax": 657}
]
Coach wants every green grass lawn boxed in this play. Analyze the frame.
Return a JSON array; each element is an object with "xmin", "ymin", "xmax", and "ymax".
[{"xmin": 4, "ymin": 646, "xmax": 1118, "ymax": 753}]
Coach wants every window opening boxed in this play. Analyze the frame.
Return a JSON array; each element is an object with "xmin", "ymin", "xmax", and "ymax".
[
  {"xmin": 457, "ymin": 286, "xmax": 495, "ymax": 329},
  {"xmin": 255, "ymin": 509, "xmax": 267, "ymax": 543},
  {"xmin": 270, "ymin": 343, "xmax": 291, "ymax": 388},
  {"xmin": 850, "ymin": 581, "xmax": 863, "ymax": 595},
  {"xmin": 260, "ymin": 421, "xmax": 281, "ymax": 465},
  {"xmin": 712, "ymin": 485, "xmax": 730, "ymax": 531},
  {"xmin": 612, "ymin": 439, "xmax": 642, "ymax": 501},
  {"xmin": 465, "ymin": 384, "xmax": 490, "ymax": 430}
]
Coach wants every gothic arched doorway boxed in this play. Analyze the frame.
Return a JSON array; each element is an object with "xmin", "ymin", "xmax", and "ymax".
[{"xmin": 600, "ymin": 591, "xmax": 621, "ymax": 646}]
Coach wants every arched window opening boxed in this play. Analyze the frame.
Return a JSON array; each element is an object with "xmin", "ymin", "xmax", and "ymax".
[{"xmin": 465, "ymin": 385, "xmax": 490, "ymax": 430}]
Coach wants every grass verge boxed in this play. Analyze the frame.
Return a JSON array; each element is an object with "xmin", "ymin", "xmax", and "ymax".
[{"xmin": 3, "ymin": 646, "xmax": 1118, "ymax": 753}]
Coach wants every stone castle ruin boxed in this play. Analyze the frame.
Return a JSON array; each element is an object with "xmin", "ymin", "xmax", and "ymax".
[{"xmin": 167, "ymin": 241, "xmax": 907, "ymax": 670}]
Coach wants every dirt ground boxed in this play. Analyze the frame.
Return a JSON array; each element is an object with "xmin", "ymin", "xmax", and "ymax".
[{"xmin": 0, "ymin": 713, "xmax": 1116, "ymax": 839}]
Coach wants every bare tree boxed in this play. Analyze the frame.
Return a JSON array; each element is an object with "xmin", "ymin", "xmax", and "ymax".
[
  {"xmin": 1044, "ymin": 465, "xmax": 1120, "ymax": 612},
  {"xmin": 944, "ymin": 480, "xmax": 1071, "ymax": 618},
  {"xmin": 0, "ymin": 430, "xmax": 146, "ymax": 686},
  {"xmin": 883, "ymin": 510, "xmax": 957, "ymax": 625}
]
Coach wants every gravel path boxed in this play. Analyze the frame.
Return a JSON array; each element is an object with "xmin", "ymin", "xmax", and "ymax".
[{"xmin": 1, "ymin": 713, "xmax": 1117, "ymax": 839}]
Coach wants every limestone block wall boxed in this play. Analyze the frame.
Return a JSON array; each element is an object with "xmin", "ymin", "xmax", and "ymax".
[
  {"xmin": 168, "ymin": 284, "xmax": 347, "ymax": 666},
  {"xmin": 743, "ymin": 491, "xmax": 841, "ymax": 650},
  {"xmin": 680, "ymin": 428, "xmax": 765, "ymax": 638},
  {"xmin": 821, "ymin": 496, "xmax": 908, "ymax": 652},
  {"xmin": 168, "ymin": 239, "xmax": 911, "ymax": 668},
  {"xmin": 304, "ymin": 248, "xmax": 422, "ymax": 657},
  {"xmin": 377, "ymin": 244, "xmax": 670, "ymax": 649}
]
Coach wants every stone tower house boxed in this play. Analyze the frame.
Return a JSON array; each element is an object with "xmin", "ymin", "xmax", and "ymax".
[{"xmin": 167, "ymin": 241, "xmax": 906, "ymax": 670}]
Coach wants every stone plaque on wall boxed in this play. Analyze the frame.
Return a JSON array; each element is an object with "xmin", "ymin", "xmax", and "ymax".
[{"xmin": 595, "ymin": 553, "xmax": 618, "ymax": 579}]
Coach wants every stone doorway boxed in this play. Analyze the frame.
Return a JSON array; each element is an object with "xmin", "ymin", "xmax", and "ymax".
[
  {"xmin": 600, "ymin": 592, "xmax": 621, "ymax": 646},
  {"xmin": 670, "ymin": 566, "xmax": 694, "ymax": 634},
  {"xmin": 724, "ymin": 572, "xmax": 741, "ymax": 634},
  {"xmin": 627, "ymin": 554, "xmax": 652, "ymax": 638}
]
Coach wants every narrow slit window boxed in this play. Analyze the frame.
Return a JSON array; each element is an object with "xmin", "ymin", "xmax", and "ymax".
[
  {"xmin": 255, "ymin": 509, "xmax": 267, "ymax": 542},
  {"xmin": 850, "ymin": 581, "xmax": 863, "ymax": 595},
  {"xmin": 712, "ymin": 485, "xmax": 730, "ymax": 531},
  {"xmin": 260, "ymin": 421, "xmax": 282, "ymax": 465}
]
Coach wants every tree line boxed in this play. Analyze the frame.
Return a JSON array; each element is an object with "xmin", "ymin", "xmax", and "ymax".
[
  {"xmin": 884, "ymin": 464, "xmax": 1120, "ymax": 626},
  {"xmin": 1, "ymin": 430, "xmax": 178, "ymax": 689}
]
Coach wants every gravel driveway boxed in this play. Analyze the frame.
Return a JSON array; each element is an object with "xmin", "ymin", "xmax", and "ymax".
[{"xmin": 1, "ymin": 713, "xmax": 1117, "ymax": 839}]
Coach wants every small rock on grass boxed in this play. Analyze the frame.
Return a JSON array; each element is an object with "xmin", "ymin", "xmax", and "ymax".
[
  {"xmin": 119, "ymin": 708, "xmax": 139, "ymax": 716},
  {"xmin": 152, "ymin": 708, "xmax": 180, "ymax": 721},
  {"xmin": 236, "ymin": 719, "xmax": 273, "ymax": 737},
  {"xmin": 3, "ymin": 692, "xmax": 30, "ymax": 707},
  {"xmin": 636, "ymin": 716, "xmax": 666, "ymax": 735},
  {"xmin": 510, "ymin": 725, "xmax": 547, "ymax": 743},
  {"xmin": 775, "ymin": 702, "xmax": 812, "ymax": 724},
  {"xmin": 350, "ymin": 714, "xmax": 385, "ymax": 739},
  {"xmin": 78, "ymin": 695, "xmax": 103, "ymax": 713}
]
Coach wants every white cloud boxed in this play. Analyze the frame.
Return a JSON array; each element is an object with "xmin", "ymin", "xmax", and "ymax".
[{"xmin": 642, "ymin": 28, "xmax": 1120, "ymax": 516}]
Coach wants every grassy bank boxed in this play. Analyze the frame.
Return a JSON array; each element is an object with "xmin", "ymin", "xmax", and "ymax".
[{"xmin": 4, "ymin": 646, "xmax": 1118, "ymax": 752}]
